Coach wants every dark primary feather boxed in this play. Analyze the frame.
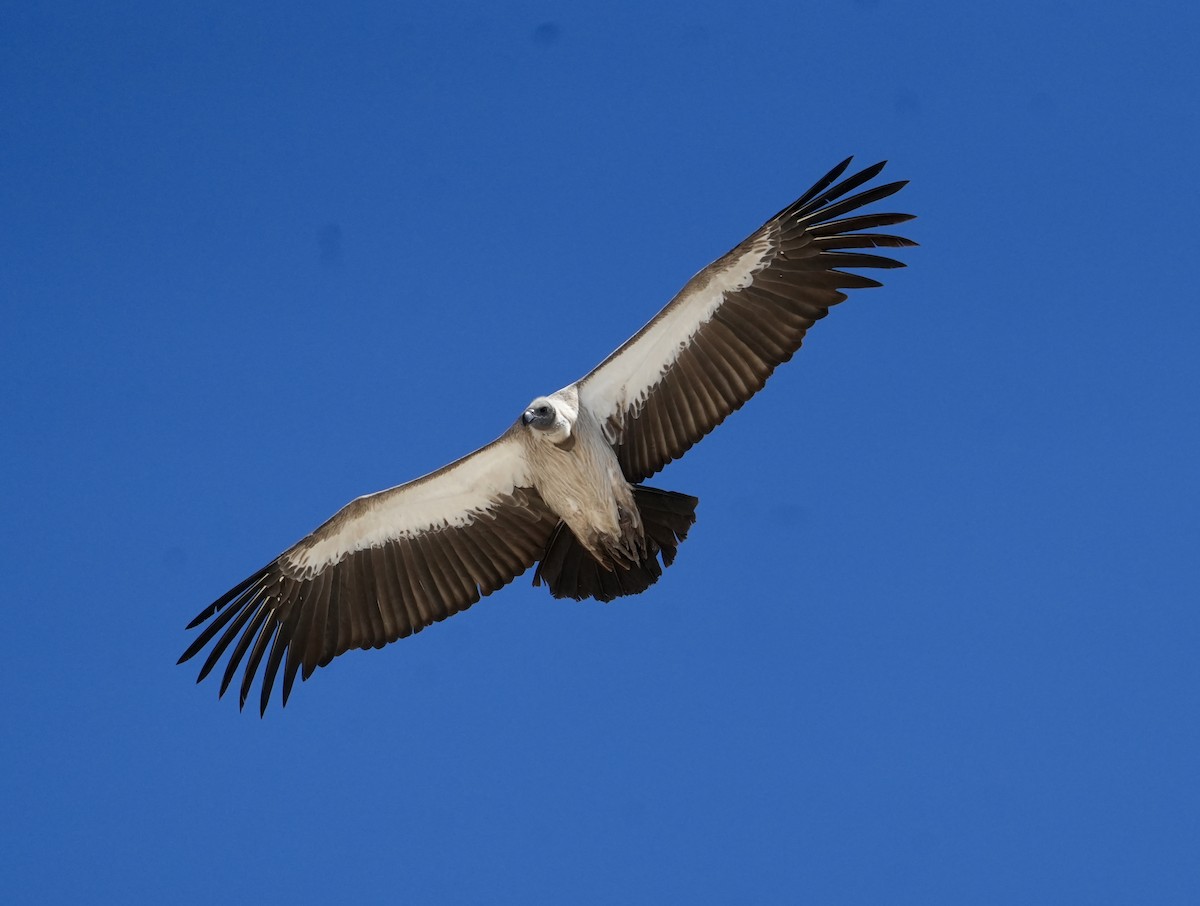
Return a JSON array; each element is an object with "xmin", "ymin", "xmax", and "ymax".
[
  {"xmin": 590, "ymin": 158, "xmax": 915, "ymax": 483},
  {"xmin": 179, "ymin": 492, "xmax": 560, "ymax": 714}
]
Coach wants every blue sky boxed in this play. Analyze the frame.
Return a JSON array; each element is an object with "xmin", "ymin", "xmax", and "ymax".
[{"xmin": 3, "ymin": 1, "xmax": 1198, "ymax": 903}]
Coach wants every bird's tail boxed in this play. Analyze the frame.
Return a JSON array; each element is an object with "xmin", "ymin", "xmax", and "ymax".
[{"xmin": 533, "ymin": 486, "xmax": 698, "ymax": 602}]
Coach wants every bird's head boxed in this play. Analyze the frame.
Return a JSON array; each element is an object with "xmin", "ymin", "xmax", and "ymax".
[
  {"xmin": 521, "ymin": 399, "xmax": 557, "ymax": 429},
  {"xmin": 521, "ymin": 393, "xmax": 576, "ymax": 448}
]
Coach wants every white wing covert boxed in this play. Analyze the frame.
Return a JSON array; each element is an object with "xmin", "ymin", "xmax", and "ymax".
[
  {"xmin": 579, "ymin": 158, "xmax": 916, "ymax": 482},
  {"xmin": 179, "ymin": 431, "xmax": 559, "ymax": 714}
]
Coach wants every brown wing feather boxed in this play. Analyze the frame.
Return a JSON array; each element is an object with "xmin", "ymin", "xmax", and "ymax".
[
  {"xmin": 580, "ymin": 158, "xmax": 916, "ymax": 483},
  {"xmin": 179, "ymin": 489, "xmax": 559, "ymax": 714}
]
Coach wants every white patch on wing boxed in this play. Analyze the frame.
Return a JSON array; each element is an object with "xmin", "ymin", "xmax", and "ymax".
[
  {"xmin": 580, "ymin": 227, "xmax": 776, "ymax": 429},
  {"xmin": 282, "ymin": 435, "xmax": 533, "ymax": 577}
]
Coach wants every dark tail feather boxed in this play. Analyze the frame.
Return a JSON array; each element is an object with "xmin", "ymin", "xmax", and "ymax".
[
  {"xmin": 633, "ymin": 486, "xmax": 699, "ymax": 568},
  {"xmin": 532, "ymin": 486, "xmax": 698, "ymax": 603}
]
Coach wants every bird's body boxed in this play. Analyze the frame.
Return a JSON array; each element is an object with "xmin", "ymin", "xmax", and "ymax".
[
  {"xmin": 522, "ymin": 387, "xmax": 644, "ymax": 569},
  {"xmin": 180, "ymin": 158, "xmax": 916, "ymax": 713}
]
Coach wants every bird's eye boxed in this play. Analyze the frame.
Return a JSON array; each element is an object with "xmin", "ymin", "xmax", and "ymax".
[{"xmin": 537, "ymin": 405, "xmax": 552, "ymax": 418}]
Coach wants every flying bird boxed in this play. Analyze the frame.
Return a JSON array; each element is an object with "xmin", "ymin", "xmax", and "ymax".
[{"xmin": 180, "ymin": 157, "xmax": 915, "ymax": 713}]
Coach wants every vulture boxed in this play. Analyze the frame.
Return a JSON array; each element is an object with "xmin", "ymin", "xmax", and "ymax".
[{"xmin": 180, "ymin": 157, "xmax": 915, "ymax": 713}]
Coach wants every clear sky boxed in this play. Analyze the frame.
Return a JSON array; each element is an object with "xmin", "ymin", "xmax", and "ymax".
[{"xmin": 3, "ymin": 2, "xmax": 1198, "ymax": 903}]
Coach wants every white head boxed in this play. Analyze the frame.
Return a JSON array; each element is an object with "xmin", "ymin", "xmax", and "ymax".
[{"xmin": 521, "ymin": 392, "xmax": 577, "ymax": 448}]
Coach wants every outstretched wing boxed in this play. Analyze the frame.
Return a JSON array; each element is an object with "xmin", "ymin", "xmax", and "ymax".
[
  {"xmin": 578, "ymin": 158, "xmax": 916, "ymax": 483},
  {"xmin": 179, "ymin": 429, "xmax": 559, "ymax": 714}
]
